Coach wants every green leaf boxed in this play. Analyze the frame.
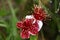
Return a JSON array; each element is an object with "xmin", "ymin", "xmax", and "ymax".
[
  {"xmin": 6, "ymin": 0, "xmax": 22, "ymax": 40},
  {"xmin": 0, "ymin": 20, "xmax": 6, "ymax": 24},
  {"xmin": 0, "ymin": 24, "xmax": 7, "ymax": 28},
  {"xmin": 0, "ymin": 20, "xmax": 8, "ymax": 28},
  {"xmin": 30, "ymin": 35, "xmax": 38, "ymax": 40}
]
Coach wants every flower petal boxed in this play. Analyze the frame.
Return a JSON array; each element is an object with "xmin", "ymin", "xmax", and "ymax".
[
  {"xmin": 20, "ymin": 30, "xmax": 30, "ymax": 39},
  {"xmin": 29, "ymin": 21, "xmax": 39, "ymax": 35},
  {"xmin": 23, "ymin": 18, "xmax": 34, "ymax": 27},
  {"xmin": 37, "ymin": 20, "xmax": 43, "ymax": 31},
  {"xmin": 25, "ymin": 15, "xmax": 34, "ymax": 19},
  {"xmin": 33, "ymin": 6, "xmax": 46, "ymax": 20},
  {"xmin": 16, "ymin": 21, "xmax": 23, "ymax": 29}
]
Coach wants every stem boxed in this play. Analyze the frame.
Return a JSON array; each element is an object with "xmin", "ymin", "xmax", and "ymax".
[{"xmin": 41, "ymin": 30, "xmax": 45, "ymax": 40}]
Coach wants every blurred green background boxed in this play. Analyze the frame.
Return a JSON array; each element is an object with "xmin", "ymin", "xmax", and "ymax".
[{"xmin": 0, "ymin": 0, "xmax": 60, "ymax": 40}]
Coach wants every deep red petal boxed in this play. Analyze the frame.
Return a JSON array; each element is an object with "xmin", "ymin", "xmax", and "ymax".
[
  {"xmin": 20, "ymin": 30, "xmax": 30, "ymax": 39},
  {"xmin": 33, "ymin": 7, "xmax": 46, "ymax": 20},
  {"xmin": 34, "ymin": 7, "xmax": 39, "ymax": 13},
  {"xmin": 23, "ymin": 19, "xmax": 34, "ymax": 27},
  {"xmin": 29, "ymin": 21, "xmax": 39, "ymax": 35},
  {"xmin": 16, "ymin": 21, "xmax": 24, "ymax": 29}
]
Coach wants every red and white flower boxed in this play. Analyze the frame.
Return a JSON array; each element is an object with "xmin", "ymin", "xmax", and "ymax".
[
  {"xmin": 17, "ymin": 15, "xmax": 43, "ymax": 39},
  {"xmin": 16, "ymin": 5, "xmax": 46, "ymax": 39}
]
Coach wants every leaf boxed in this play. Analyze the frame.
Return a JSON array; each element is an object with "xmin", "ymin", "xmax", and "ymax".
[
  {"xmin": 0, "ymin": 20, "xmax": 8, "ymax": 28},
  {"xmin": 6, "ymin": 0, "xmax": 22, "ymax": 40},
  {"xmin": 30, "ymin": 35, "xmax": 38, "ymax": 40},
  {"xmin": 0, "ymin": 24, "xmax": 7, "ymax": 28}
]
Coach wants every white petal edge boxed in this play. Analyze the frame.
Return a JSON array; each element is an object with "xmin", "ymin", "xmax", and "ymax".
[
  {"xmin": 32, "ymin": 19, "xmax": 36, "ymax": 24},
  {"xmin": 29, "ymin": 31, "xmax": 36, "ymax": 35},
  {"xmin": 25, "ymin": 15, "xmax": 34, "ymax": 19},
  {"xmin": 37, "ymin": 20, "xmax": 43, "ymax": 31}
]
